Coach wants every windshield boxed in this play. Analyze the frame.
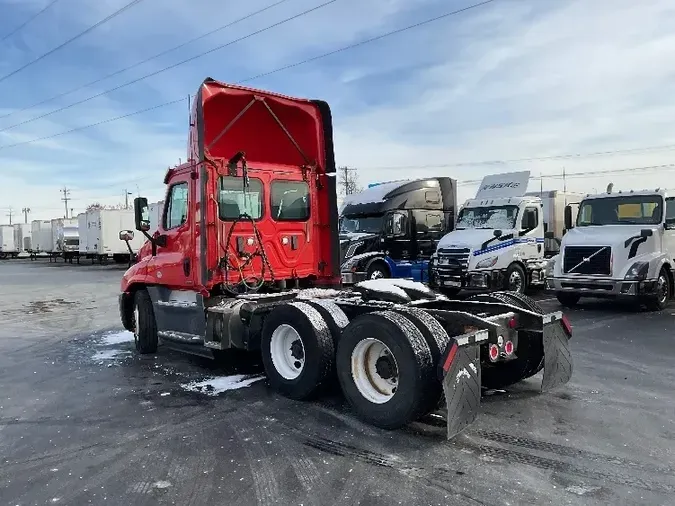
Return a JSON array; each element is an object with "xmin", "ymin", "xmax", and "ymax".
[
  {"xmin": 339, "ymin": 215, "xmax": 383, "ymax": 234},
  {"xmin": 577, "ymin": 195, "xmax": 663, "ymax": 226},
  {"xmin": 456, "ymin": 205, "xmax": 518, "ymax": 230}
]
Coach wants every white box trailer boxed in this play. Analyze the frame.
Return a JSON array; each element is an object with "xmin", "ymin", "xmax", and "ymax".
[
  {"xmin": 148, "ymin": 200, "xmax": 164, "ymax": 234},
  {"xmin": 30, "ymin": 220, "xmax": 52, "ymax": 254},
  {"xmin": 13, "ymin": 224, "xmax": 31, "ymax": 253},
  {"xmin": 49, "ymin": 218, "xmax": 79, "ymax": 260},
  {"xmin": 88, "ymin": 209, "xmax": 145, "ymax": 261},
  {"xmin": 524, "ymin": 190, "xmax": 585, "ymax": 255},
  {"xmin": 77, "ymin": 213, "xmax": 90, "ymax": 256},
  {"xmin": 0, "ymin": 224, "xmax": 17, "ymax": 258}
]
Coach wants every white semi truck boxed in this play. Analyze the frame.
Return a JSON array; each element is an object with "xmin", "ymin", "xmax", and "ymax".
[
  {"xmin": 546, "ymin": 186, "xmax": 675, "ymax": 311},
  {"xmin": 429, "ymin": 171, "xmax": 583, "ymax": 296}
]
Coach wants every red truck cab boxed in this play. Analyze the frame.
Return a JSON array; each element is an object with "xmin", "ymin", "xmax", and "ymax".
[{"xmin": 119, "ymin": 78, "xmax": 340, "ymax": 348}]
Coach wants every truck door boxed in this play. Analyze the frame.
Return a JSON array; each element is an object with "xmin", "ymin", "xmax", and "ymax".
[
  {"xmin": 519, "ymin": 206, "xmax": 541, "ymax": 259},
  {"xmin": 148, "ymin": 176, "xmax": 195, "ymax": 287},
  {"xmin": 665, "ymin": 197, "xmax": 675, "ymax": 264}
]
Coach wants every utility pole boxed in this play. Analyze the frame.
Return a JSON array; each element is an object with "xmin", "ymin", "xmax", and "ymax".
[
  {"xmin": 6, "ymin": 207, "xmax": 13, "ymax": 225},
  {"xmin": 124, "ymin": 189, "xmax": 133, "ymax": 209},
  {"xmin": 21, "ymin": 207, "xmax": 30, "ymax": 223},
  {"xmin": 60, "ymin": 186, "xmax": 71, "ymax": 219},
  {"xmin": 338, "ymin": 166, "xmax": 360, "ymax": 195}
]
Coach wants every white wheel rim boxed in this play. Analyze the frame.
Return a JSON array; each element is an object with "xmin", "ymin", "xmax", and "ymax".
[
  {"xmin": 351, "ymin": 338, "xmax": 398, "ymax": 404},
  {"xmin": 270, "ymin": 324, "xmax": 305, "ymax": 380}
]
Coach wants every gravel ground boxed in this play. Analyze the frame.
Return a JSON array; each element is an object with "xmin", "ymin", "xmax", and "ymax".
[{"xmin": 0, "ymin": 259, "xmax": 674, "ymax": 506}]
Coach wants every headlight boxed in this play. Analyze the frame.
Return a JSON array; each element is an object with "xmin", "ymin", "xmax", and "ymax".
[
  {"xmin": 624, "ymin": 261, "xmax": 649, "ymax": 280},
  {"xmin": 475, "ymin": 256, "xmax": 498, "ymax": 269},
  {"xmin": 545, "ymin": 256, "xmax": 557, "ymax": 277}
]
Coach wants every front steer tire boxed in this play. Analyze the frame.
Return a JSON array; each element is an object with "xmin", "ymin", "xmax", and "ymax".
[
  {"xmin": 643, "ymin": 267, "xmax": 671, "ymax": 311},
  {"xmin": 134, "ymin": 289, "xmax": 158, "ymax": 354},
  {"xmin": 556, "ymin": 292, "xmax": 581, "ymax": 308},
  {"xmin": 336, "ymin": 311, "xmax": 436, "ymax": 430},
  {"xmin": 261, "ymin": 302, "xmax": 335, "ymax": 401}
]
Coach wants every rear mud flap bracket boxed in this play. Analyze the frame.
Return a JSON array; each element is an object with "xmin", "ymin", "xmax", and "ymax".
[
  {"xmin": 439, "ymin": 330, "xmax": 488, "ymax": 439},
  {"xmin": 541, "ymin": 320, "xmax": 573, "ymax": 392}
]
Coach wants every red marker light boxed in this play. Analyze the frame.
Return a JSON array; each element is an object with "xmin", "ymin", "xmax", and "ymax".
[
  {"xmin": 561, "ymin": 314, "xmax": 572, "ymax": 336},
  {"xmin": 507, "ymin": 317, "xmax": 518, "ymax": 329},
  {"xmin": 504, "ymin": 340, "xmax": 514, "ymax": 356},
  {"xmin": 488, "ymin": 344, "xmax": 499, "ymax": 361}
]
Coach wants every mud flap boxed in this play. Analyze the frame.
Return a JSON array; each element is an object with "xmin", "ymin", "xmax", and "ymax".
[
  {"xmin": 438, "ymin": 330, "xmax": 488, "ymax": 439},
  {"xmin": 541, "ymin": 319, "xmax": 573, "ymax": 392}
]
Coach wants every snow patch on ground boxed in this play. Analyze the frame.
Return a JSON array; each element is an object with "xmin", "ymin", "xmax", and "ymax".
[
  {"xmin": 181, "ymin": 374, "xmax": 264, "ymax": 395},
  {"xmin": 566, "ymin": 485, "xmax": 601, "ymax": 496},
  {"xmin": 92, "ymin": 349, "xmax": 131, "ymax": 361},
  {"xmin": 101, "ymin": 331, "xmax": 134, "ymax": 345}
]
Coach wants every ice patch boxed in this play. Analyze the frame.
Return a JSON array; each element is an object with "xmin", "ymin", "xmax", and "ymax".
[
  {"xmin": 566, "ymin": 485, "xmax": 601, "ymax": 496},
  {"xmin": 92, "ymin": 349, "xmax": 131, "ymax": 361},
  {"xmin": 181, "ymin": 374, "xmax": 264, "ymax": 396},
  {"xmin": 468, "ymin": 363, "xmax": 478, "ymax": 374},
  {"xmin": 101, "ymin": 331, "xmax": 134, "ymax": 345},
  {"xmin": 153, "ymin": 481, "xmax": 171, "ymax": 489}
]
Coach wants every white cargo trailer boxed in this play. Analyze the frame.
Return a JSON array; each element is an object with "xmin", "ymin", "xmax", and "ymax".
[
  {"xmin": 30, "ymin": 220, "xmax": 52, "ymax": 255},
  {"xmin": 148, "ymin": 200, "xmax": 164, "ymax": 234},
  {"xmin": 524, "ymin": 190, "xmax": 585, "ymax": 255},
  {"xmin": 88, "ymin": 209, "xmax": 144, "ymax": 262},
  {"xmin": 0, "ymin": 225, "xmax": 17, "ymax": 258},
  {"xmin": 77, "ymin": 213, "xmax": 91, "ymax": 257},
  {"xmin": 13, "ymin": 224, "xmax": 31, "ymax": 254},
  {"xmin": 48, "ymin": 218, "xmax": 79, "ymax": 262}
]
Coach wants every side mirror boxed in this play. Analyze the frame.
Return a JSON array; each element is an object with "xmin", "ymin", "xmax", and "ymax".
[
  {"xmin": 564, "ymin": 205, "xmax": 573, "ymax": 230},
  {"xmin": 134, "ymin": 197, "xmax": 150, "ymax": 232},
  {"xmin": 493, "ymin": 229, "xmax": 503, "ymax": 238},
  {"xmin": 544, "ymin": 231, "xmax": 555, "ymax": 239},
  {"xmin": 640, "ymin": 228, "xmax": 653, "ymax": 238},
  {"xmin": 119, "ymin": 230, "xmax": 135, "ymax": 241},
  {"xmin": 665, "ymin": 221, "xmax": 675, "ymax": 230}
]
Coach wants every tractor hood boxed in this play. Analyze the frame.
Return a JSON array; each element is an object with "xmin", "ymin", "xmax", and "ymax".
[
  {"xmin": 193, "ymin": 78, "xmax": 333, "ymax": 172},
  {"xmin": 437, "ymin": 228, "xmax": 516, "ymax": 253}
]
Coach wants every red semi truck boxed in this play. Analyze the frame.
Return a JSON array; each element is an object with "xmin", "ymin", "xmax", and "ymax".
[{"xmin": 118, "ymin": 78, "xmax": 573, "ymax": 438}]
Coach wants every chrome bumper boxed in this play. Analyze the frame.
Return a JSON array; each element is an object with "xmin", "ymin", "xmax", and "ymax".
[{"xmin": 546, "ymin": 276, "xmax": 658, "ymax": 298}]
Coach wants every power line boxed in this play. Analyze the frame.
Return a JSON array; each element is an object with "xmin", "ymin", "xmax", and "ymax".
[
  {"xmin": 357, "ymin": 144, "xmax": 675, "ymax": 171},
  {"xmin": 0, "ymin": 0, "xmax": 496, "ymax": 149},
  {"xmin": 0, "ymin": 0, "xmax": 338, "ymax": 133},
  {"xmin": 0, "ymin": 0, "xmax": 147, "ymax": 85},
  {"xmin": 0, "ymin": 0, "xmax": 62, "ymax": 43},
  {"xmin": 0, "ymin": 0, "xmax": 292, "ymax": 121}
]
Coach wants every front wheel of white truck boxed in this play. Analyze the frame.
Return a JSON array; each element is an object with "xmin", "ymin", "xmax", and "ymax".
[{"xmin": 643, "ymin": 267, "xmax": 671, "ymax": 311}]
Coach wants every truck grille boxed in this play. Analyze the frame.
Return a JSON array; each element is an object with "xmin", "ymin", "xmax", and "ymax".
[
  {"xmin": 435, "ymin": 248, "xmax": 470, "ymax": 277},
  {"xmin": 563, "ymin": 246, "xmax": 611, "ymax": 275}
]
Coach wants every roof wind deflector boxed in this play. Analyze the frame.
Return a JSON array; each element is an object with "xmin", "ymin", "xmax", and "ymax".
[{"xmin": 205, "ymin": 94, "xmax": 313, "ymax": 166}]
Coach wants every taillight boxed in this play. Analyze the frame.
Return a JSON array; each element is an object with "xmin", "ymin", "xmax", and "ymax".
[
  {"xmin": 488, "ymin": 344, "xmax": 499, "ymax": 362},
  {"xmin": 504, "ymin": 340, "xmax": 514, "ymax": 356}
]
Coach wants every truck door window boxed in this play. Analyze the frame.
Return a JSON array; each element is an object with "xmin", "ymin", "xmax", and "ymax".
[
  {"xmin": 424, "ymin": 213, "xmax": 443, "ymax": 235},
  {"xmin": 218, "ymin": 176, "xmax": 263, "ymax": 220},
  {"xmin": 385, "ymin": 212, "xmax": 407, "ymax": 237},
  {"xmin": 271, "ymin": 181, "xmax": 310, "ymax": 221},
  {"xmin": 522, "ymin": 207, "xmax": 539, "ymax": 229},
  {"xmin": 666, "ymin": 198, "xmax": 675, "ymax": 222},
  {"xmin": 164, "ymin": 182, "xmax": 188, "ymax": 230}
]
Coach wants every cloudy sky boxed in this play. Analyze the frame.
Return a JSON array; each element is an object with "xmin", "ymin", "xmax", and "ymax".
[{"xmin": 1, "ymin": 0, "xmax": 674, "ymax": 221}]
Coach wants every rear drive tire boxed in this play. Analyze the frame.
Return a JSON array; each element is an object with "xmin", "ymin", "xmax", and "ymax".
[
  {"xmin": 134, "ymin": 289, "xmax": 158, "ymax": 354},
  {"xmin": 556, "ymin": 292, "xmax": 580, "ymax": 308},
  {"xmin": 466, "ymin": 292, "xmax": 544, "ymax": 389},
  {"xmin": 644, "ymin": 267, "xmax": 671, "ymax": 311},
  {"xmin": 336, "ymin": 311, "xmax": 436, "ymax": 430},
  {"xmin": 392, "ymin": 307, "xmax": 452, "ymax": 412},
  {"xmin": 261, "ymin": 302, "xmax": 335, "ymax": 400}
]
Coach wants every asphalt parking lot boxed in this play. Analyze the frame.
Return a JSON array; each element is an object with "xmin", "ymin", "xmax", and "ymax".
[{"xmin": 1, "ymin": 260, "xmax": 674, "ymax": 506}]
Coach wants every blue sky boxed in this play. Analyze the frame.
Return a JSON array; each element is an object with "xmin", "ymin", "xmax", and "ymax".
[{"xmin": 1, "ymin": 0, "xmax": 675, "ymax": 220}]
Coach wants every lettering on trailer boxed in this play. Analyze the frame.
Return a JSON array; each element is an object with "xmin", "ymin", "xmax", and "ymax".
[{"xmin": 474, "ymin": 171, "xmax": 531, "ymax": 199}]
